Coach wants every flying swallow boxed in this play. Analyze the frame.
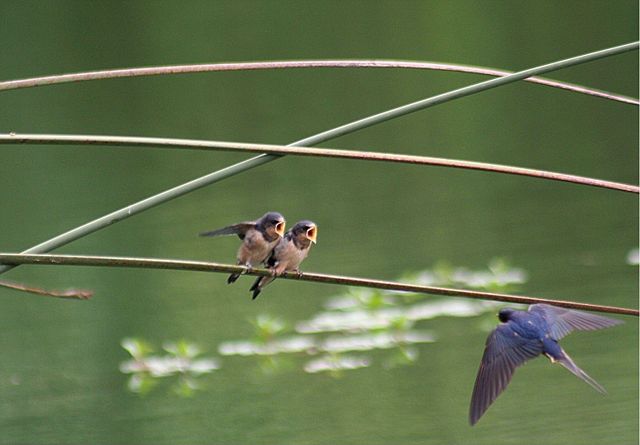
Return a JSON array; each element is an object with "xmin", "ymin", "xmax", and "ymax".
[
  {"xmin": 199, "ymin": 211, "xmax": 286, "ymax": 284},
  {"xmin": 469, "ymin": 303, "xmax": 623, "ymax": 426},
  {"xmin": 249, "ymin": 220, "xmax": 317, "ymax": 300}
]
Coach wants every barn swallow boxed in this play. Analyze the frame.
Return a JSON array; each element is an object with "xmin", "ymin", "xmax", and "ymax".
[
  {"xmin": 469, "ymin": 303, "xmax": 623, "ymax": 426},
  {"xmin": 199, "ymin": 212, "xmax": 286, "ymax": 284},
  {"xmin": 249, "ymin": 220, "xmax": 317, "ymax": 300}
]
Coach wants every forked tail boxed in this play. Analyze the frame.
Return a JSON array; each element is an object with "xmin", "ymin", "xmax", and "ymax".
[{"xmin": 556, "ymin": 348, "xmax": 607, "ymax": 394}]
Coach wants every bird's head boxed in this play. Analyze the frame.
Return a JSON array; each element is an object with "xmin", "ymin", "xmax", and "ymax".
[
  {"xmin": 498, "ymin": 308, "xmax": 515, "ymax": 323},
  {"xmin": 291, "ymin": 220, "xmax": 317, "ymax": 246},
  {"xmin": 258, "ymin": 212, "xmax": 286, "ymax": 239}
]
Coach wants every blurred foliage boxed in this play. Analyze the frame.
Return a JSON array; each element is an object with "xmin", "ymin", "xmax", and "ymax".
[
  {"xmin": 120, "ymin": 338, "xmax": 219, "ymax": 396},
  {"xmin": 122, "ymin": 259, "xmax": 523, "ymax": 391}
]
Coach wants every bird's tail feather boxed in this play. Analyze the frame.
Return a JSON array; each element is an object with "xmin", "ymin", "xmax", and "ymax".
[
  {"xmin": 249, "ymin": 276, "xmax": 262, "ymax": 299},
  {"xmin": 250, "ymin": 276, "xmax": 275, "ymax": 300},
  {"xmin": 227, "ymin": 273, "xmax": 240, "ymax": 284},
  {"xmin": 557, "ymin": 349, "xmax": 607, "ymax": 394}
]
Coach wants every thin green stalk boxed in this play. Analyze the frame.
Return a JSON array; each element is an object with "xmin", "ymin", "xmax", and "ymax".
[
  {"xmin": 0, "ymin": 59, "xmax": 637, "ymax": 105},
  {"xmin": 0, "ymin": 253, "xmax": 636, "ymax": 316},
  {"xmin": 2, "ymin": 133, "xmax": 637, "ymax": 193},
  {"xmin": 0, "ymin": 42, "xmax": 636, "ymax": 276}
]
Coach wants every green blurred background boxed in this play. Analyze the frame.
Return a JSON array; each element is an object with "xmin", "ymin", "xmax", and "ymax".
[{"xmin": 0, "ymin": 1, "xmax": 637, "ymax": 444}]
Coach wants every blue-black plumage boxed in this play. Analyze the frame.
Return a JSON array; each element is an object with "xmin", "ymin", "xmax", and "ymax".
[{"xmin": 469, "ymin": 304, "xmax": 623, "ymax": 426}]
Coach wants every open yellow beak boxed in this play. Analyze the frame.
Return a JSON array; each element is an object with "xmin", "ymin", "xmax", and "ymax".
[
  {"xmin": 306, "ymin": 226, "xmax": 317, "ymax": 244},
  {"xmin": 275, "ymin": 221, "xmax": 286, "ymax": 237}
]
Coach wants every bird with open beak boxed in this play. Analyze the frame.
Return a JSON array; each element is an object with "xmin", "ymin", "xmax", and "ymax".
[
  {"xmin": 249, "ymin": 220, "xmax": 317, "ymax": 299},
  {"xmin": 199, "ymin": 211, "xmax": 286, "ymax": 284}
]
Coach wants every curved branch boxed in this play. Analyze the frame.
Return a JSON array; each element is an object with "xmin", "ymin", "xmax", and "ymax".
[
  {"xmin": 0, "ymin": 279, "xmax": 91, "ymax": 300},
  {"xmin": 0, "ymin": 59, "xmax": 637, "ymax": 105},
  {"xmin": 2, "ymin": 133, "xmax": 637, "ymax": 194},
  {"xmin": 0, "ymin": 253, "xmax": 636, "ymax": 316},
  {"xmin": 0, "ymin": 42, "xmax": 636, "ymax": 277}
]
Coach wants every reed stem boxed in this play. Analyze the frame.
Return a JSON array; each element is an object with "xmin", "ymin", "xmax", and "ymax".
[{"xmin": 0, "ymin": 253, "xmax": 636, "ymax": 316}]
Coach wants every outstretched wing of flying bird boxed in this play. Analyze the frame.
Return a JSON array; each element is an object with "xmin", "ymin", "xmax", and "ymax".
[
  {"xmin": 528, "ymin": 304, "xmax": 623, "ymax": 341},
  {"xmin": 469, "ymin": 323, "xmax": 543, "ymax": 425}
]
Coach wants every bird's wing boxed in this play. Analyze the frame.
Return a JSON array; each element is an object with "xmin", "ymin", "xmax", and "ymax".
[
  {"xmin": 264, "ymin": 247, "xmax": 278, "ymax": 267},
  {"xmin": 528, "ymin": 304, "xmax": 623, "ymax": 340},
  {"xmin": 199, "ymin": 222, "xmax": 256, "ymax": 240},
  {"xmin": 264, "ymin": 235, "xmax": 291, "ymax": 267},
  {"xmin": 469, "ymin": 323, "xmax": 543, "ymax": 425}
]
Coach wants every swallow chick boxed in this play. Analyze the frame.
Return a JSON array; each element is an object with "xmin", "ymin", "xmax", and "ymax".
[
  {"xmin": 249, "ymin": 220, "xmax": 317, "ymax": 300},
  {"xmin": 469, "ymin": 303, "xmax": 623, "ymax": 426},
  {"xmin": 199, "ymin": 211, "xmax": 286, "ymax": 284}
]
